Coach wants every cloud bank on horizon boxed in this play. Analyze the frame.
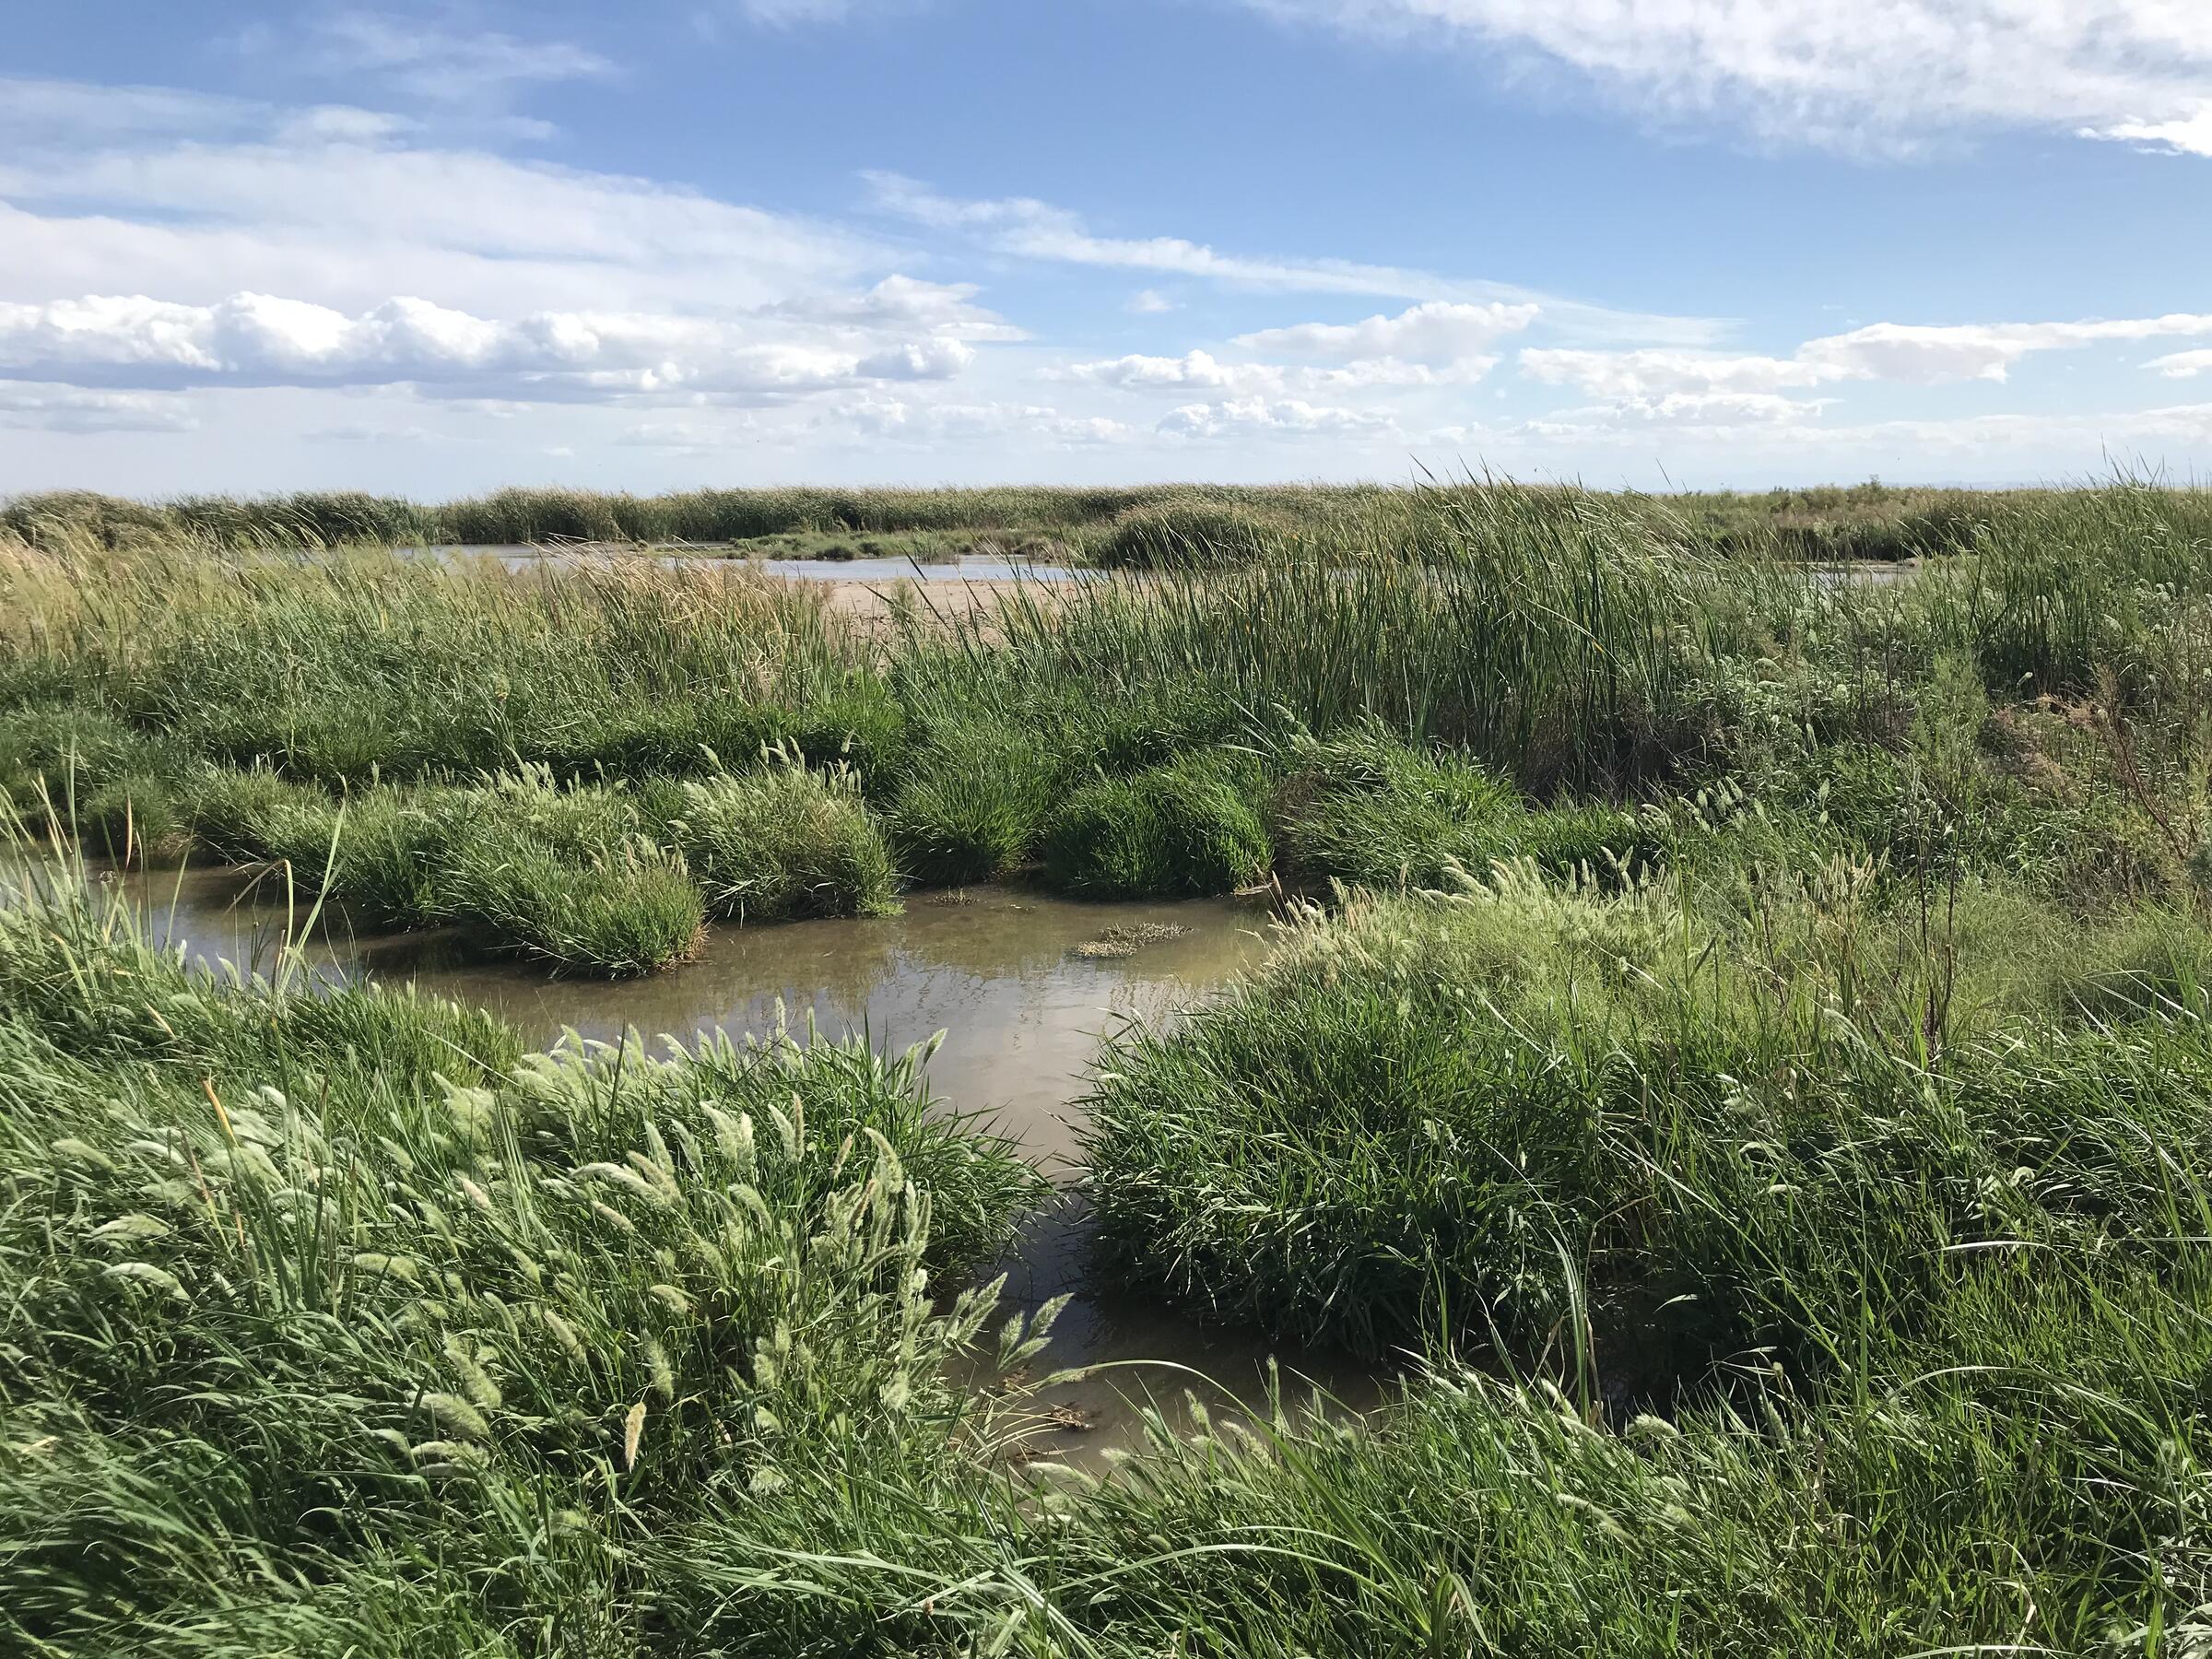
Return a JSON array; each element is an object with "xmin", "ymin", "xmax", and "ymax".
[{"xmin": 5, "ymin": 2, "xmax": 2212, "ymax": 494}]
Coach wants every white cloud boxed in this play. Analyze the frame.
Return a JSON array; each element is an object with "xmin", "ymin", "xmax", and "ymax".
[
  {"xmin": 864, "ymin": 172, "xmax": 1719, "ymax": 345},
  {"xmin": 1066, "ymin": 344, "xmax": 1497, "ymax": 395},
  {"xmin": 303, "ymin": 421, "xmax": 436, "ymax": 444},
  {"xmin": 1806, "ymin": 318, "xmax": 2212, "ymax": 382},
  {"xmin": 732, "ymin": 0, "xmax": 907, "ymax": 20},
  {"xmin": 0, "ymin": 382, "xmax": 196, "ymax": 433},
  {"xmin": 1234, "ymin": 300, "xmax": 1538, "ymax": 361},
  {"xmin": 1523, "ymin": 392, "xmax": 1830, "ymax": 436},
  {"xmin": 1305, "ymin": 356, "xmax": 1497, "ymax": 388},
  {"xmin": 0, "ymin": 81, "xmax": 882, "ymax": 316},
  {"xmin": 0, "ymin": 292, "xmax": 976, "ymax": 405},
  {"xmin": 0, "ymin": 77, "xmax": 254, "ymax": 142},
  {"xmin": 616, "ymin": 418, "xmax": 759, "ymax": 455},
  {"xmin": 804, "ymin": 397, "xmax": 1140, "ymax": 447},
  {"xmin": 766, "ymin": 275, "xmax": 1026, "ymax": 339},
  {"xmin": 1523, "ymin": 347, "xmax": 1829, "ymax": 399},
  {"xmin": 1240, "ymin": 0, "xmax": 2212, "ymax": 157},
  {"xmin": 1524, "ymin": 314, "xmax": 2212, "ymax": 400},
  {"xmin": 275, "ymin": 105, "xmax": 422, "ymax": 145},
  {"xmin": 280, "ymin": 13, "xmax": 617, "ymax": 102},
  {"xmin": 1128, "ymin": 288, "xmax": 1177, "ymax": 314},
  {"xmin": 2148, "ymin": 349, "xmax": 2212, "ymax": 379},
  {"xmin": 1068, "ymin": 351, "xmax": 1283, "ymax": 394},
  {"xmin": 2092, "ymin": 108, "xmax": 2212, "ymax": 158},
  {"xmin": 1157, "ymin": 395, "xmax": 1398, "ymax": 440}
]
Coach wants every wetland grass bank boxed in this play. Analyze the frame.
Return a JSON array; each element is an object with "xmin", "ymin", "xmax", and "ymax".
[{"xmin": 9, "ymin": 481, "xmax": 2212, "ymax": 1653}]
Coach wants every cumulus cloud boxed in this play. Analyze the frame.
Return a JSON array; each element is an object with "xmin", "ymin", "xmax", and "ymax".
[
  {"xmin": 1157, "ymin": 395, "xmax": 1397, "ymax": 440},
  {"xmin": 1234, "ymin": 300, "xmax": 1538, "ymax": 361},
  {"xmin": 1524, "ymin": 314, "xmax": 2212, "ymax": 400},
  {"xmin": 0, "ymin": 292, "xmax": 976, "ymax": 405},
  {"xmin": 1522, "ymin": 392, "xmax": 1829, "ymax": 436},
  {"xmin": 616, "ymin": 418, "xmax": 760, "ymax": 455},
  {"xmin": 302, "ymin": 421, "xmax": 436, "ymax": 443},
  {"xmin": 1522, "ymin": 347, "xmax": 1829, "ymax": 399},
  {"xmin": 805, "ymin": 397, "xmax": 1140, "ymax": 447},
  {"xmin": 766, "ymin": 275, "xmax": 1026, "ymax": 339},
  {"xmin": 1066, "ymin": 343, "xmax": 1497, "ymax": 395},
  {"xmin": 1067, "ymin": 351, "xmax": 1283, "ymax": 394},
  {"xmin": 1240, "ymin": 0, "xmax": 2212, "ymax": 157},
  {"xmin": 2093, "ymin": 108, "xmax": 2212, "ymax": 158},
  {"xmin": 1128, "ymin": 288, "xmax": 1178, "ymax": 314},
  {"xmin": 2148, "ymin": 349, "xmax": 2212, "ymax": 379}
]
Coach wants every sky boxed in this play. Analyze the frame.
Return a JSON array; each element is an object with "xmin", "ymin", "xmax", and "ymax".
[{"xmin": 5, "ymin": 2, "xmax": 2212, "ymax": 496}]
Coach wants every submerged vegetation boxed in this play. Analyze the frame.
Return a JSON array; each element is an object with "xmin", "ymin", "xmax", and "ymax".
[{"xmin": 6, "ymin": 477, "xmax": 2212, "ymax": 1651}]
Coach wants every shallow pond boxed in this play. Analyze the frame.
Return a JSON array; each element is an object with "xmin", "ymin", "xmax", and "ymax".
[{"xmin": 107, "ymin": 865, "xmax": 1383, "ymax": 1463}]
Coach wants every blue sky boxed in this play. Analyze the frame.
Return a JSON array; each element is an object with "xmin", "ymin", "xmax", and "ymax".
[{"xmin": 6, "ymin": 1, "xmax": 2212, "ymax": 494}]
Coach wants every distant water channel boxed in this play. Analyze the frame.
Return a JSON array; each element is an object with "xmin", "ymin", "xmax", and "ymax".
[
  {"xmin": 404, "ymin": 545, "xmax": 1096, "ymax": 583},
  {"xmin": 106, "ymin": 865, "xmax": 1384, "ymax": 1464}
]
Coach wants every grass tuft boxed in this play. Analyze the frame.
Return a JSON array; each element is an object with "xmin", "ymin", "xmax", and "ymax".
[{"xmin": 671, "ymin": 754, "xmax": 899, "ymax": 922}]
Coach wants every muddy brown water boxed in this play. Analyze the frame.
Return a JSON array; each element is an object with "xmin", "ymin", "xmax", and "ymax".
[{"xmin": 102, "ymin": 865, "xmax": 1386, "ymax": 1464}]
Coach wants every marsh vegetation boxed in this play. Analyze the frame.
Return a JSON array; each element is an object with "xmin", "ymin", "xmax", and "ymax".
[{"xmin": 6, "ymin": 478, "xmax": 2212, "ymax": 1653}]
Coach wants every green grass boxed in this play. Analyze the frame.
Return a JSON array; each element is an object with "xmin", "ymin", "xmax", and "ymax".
[
  {"xmin": 670, "ymin": 756, "xmax": 900, "ymax": 922},
  {"xmin": 1269, "ymin": 720, "xmax": 1524, "ymax": 889},
  {"xmin": 13, "ymin": 479, "xmax": 2212, "ymax": 1649},
  {"xmin": 888, "ymin": 715, "xmax": 1064, "ymax": 885},
  {"xmin": 1083, "ymin": 872, "xmax": 2212, "ymax": 1364},
  {"xmin": 0, "ymin": 871, "xmax": 1051, "ymax": 1656},
  {"xmin": 1039, "ymin": 748, "xmax": 1272, "ymax": 898},
  {"xmin": 448, "ymin": 835, "xmax": 705, "ymax": 975}
]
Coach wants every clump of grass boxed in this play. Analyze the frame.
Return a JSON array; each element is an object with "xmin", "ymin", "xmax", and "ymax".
[
  {"xmin": 1083, "ymin": 870, "xmax": 2212, "ymax": 1366},
  {"xmin": 76, "ymin": 769, "xmax": 196, "ymax": 864},
  {"xmin": 179, "ymin": 765, "xmax": 335, "ymax": 865},
  {"xmin": 1270, "ymin": 721, "xmax": 1521, "ymax": 889},
  {"xmin": 888, "ymin": 716, "xmax": 1061, "ymax": 885},
  {"xmin": 442, "ymin": 831, "xmax": 704, "ymax": 975},
  {"xmin": 1089, "ymin": 497, "xmax": 1289, "ymax": 569},
  {"xmin": 0, "ymin": 868, "xmax": 520, "ymax": 1086},
  {"xmin": 1040, "ymin": 748, "xmax": 1272, "ymax": 898},
  {"xmin": 0, "ymin": 702, "xmax": 181, "ymax": 808},
  {"xmin": 671, "ymin": 753, "xmax": 899, "ymax": 922}
]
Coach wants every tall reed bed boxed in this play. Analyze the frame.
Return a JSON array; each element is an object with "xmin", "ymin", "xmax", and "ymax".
[
  {"xmin": 7, "ymin": 479, "xmax": 2212, "ymax": 959},
  {"xmin": 3, "ymin": 479, "xmax": 2112, "ymax": 563},
  {"xmin": 971, "ymin": 485, "xmax": 1807, "ymax": 791}
]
